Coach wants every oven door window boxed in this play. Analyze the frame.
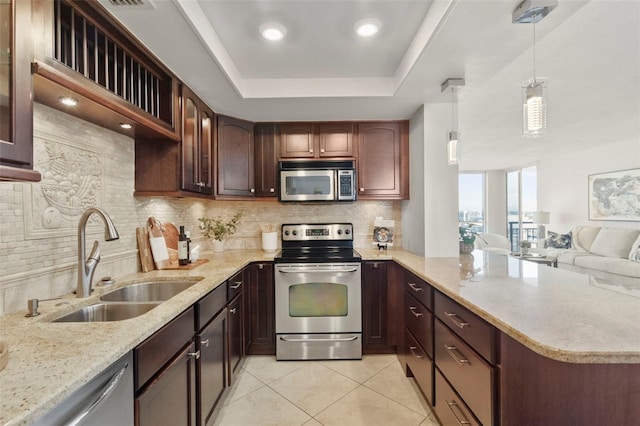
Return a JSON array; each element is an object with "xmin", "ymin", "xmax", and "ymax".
[{"xmin": 289, "ymin": 282, "xmax": 348, "ymax": 317}]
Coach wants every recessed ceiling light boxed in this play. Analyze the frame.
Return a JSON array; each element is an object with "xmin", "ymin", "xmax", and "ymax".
[
  {"xmin": 354, "ymin": 18, "xmax": 381, "ymax": 37},
  {"xmin": 119, "ymin": 123, "xmax": 133, "ymax": 130},
  {"xmin": 59, "ymin": 96, "xmax": 78, "ymax": 106},
  {"xmin": 259, "ymin": 23, "xmax": 287, "ymax": 41}
]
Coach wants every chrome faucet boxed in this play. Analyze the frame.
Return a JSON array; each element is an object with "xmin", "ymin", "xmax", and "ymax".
[{"xmin": 77, "ymin": 207, "xmax": 119, "ymax": 298}]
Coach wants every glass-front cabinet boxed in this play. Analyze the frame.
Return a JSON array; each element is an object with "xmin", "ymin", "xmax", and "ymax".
[{"xmin": 0, "ymin": 0, "xmax": 39, "ymax": 181}]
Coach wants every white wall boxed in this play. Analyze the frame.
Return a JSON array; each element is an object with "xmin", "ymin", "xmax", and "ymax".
[
  {"xmin": 538, "ymin": 138, "xmax": 640, "ymax": 233},
  {"xmin": 485, "ymin": 171, "xmax": 507, "ymax": 235},
  {"xmin": 423, "ymin": 104, "xmax": 459, "ymax": 257},
  {"xmin": 402, "ymin": 106, "xmax": 426, "ymax": 255}
]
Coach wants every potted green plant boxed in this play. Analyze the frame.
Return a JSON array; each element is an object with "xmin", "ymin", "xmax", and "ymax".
[
  {"xmin": 459, "ymin": 224, "xmax": 477, "ymax": 254},
  {"xmin": 520, "ymin": 240, "xmax": 531, "ymax": 254},
  {"xmin": 198, "ymin": 212, "xmax": 242, "ymax": 252}
]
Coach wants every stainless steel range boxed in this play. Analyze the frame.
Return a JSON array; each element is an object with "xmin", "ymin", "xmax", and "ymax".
[{"xmin": 274, "ymin": 223, "xmax": 362, "ymax": 360}]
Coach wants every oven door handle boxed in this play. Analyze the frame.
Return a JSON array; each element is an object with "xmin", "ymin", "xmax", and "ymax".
[
  {"xmin": 276, "ymin": 267, "xmax": 359, "ymax": 273},
  {"xmin": 279, "ymin": 336, "xmax": 359, "ymax": 342}
]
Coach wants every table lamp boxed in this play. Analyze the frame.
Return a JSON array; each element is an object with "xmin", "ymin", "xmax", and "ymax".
[{"xmin": 531, "ymin": 211, "xmax": 550, "ymax": 240}]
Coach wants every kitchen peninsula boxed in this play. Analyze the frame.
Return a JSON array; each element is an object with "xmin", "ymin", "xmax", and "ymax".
[{"xmin": 1, "ymin": 249, "xmax": 639, "ymax": 425}]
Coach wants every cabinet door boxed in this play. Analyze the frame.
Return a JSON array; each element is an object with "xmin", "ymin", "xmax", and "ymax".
[
  {"xmin": 217, "ymin": 115, "xmax": 255, "ymax": 197},
  {"xmin": 362, "ymin": 261, "xmax": 388, "ymax": 350},
  {"xmin": 356, "ymin": 121, "xmax": 409, "ymax": 199},
  {"xmin": 279, "ymin": 123, "xmax": 316, "ymax": 158},
  {"xmin": 136, "ymin": 342, "xmax": 197, "ymax": 426},
  {"xmin": 0, "ymin": 0, "xmax": 39, "ymax": 182},
  {"xmin": 198, "ymin": 309, "xmax": 227, "ymax": 426},
  {"xmin": 318, "ymin": 122, "xmax": 354, "ymax": 157},
  {"xmin": 181, "ymin": 93, "xmax": 200, "ymax": 192},
  {"xmin": 228, "ymin": 293, "xmax": 243, "ymax": 385},
  {"xmin": 254, "ymin": 123, "xmax": 278, "ymax": 197},
  {"xmin": 247, "ymin": 263, "xmax": 275, "ymax": 355}
]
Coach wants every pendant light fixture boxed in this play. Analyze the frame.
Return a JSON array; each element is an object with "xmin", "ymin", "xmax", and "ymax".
[
  {"xmin": 441, "ymin": 78, "xmax": 465, "ymax": 165},
  {"xmin": 513, "ymin": 0, "xmax": 557, "ymax": 137}
]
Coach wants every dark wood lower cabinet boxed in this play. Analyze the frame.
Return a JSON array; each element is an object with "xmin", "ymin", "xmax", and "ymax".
[
  {"xmin": 197, "ymin": 308, "xmax": 227, "ymax": 426},
  {"xmin": 246, "ymin": 262, "xmax": 275, "ymax": 355},
  {"xmin": 362, "ymin": 261, "xmax": 402, "ymax": 354},
  {"xmin": 228, "ymin": 293, "xmax": 243, "ymax": 385},
  {"xmin": 136, "ymin": 341, "xmax": 198, "ymax": 426}
]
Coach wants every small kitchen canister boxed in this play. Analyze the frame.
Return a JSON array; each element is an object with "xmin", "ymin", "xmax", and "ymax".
[{"xmin": 262, "ymin": 231, "xmax": 278, "ymax": 252}]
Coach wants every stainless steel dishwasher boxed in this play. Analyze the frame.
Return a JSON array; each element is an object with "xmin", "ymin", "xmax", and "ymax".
[{"xmin": 33, "ymin": 351, "xmax": 133, "ymax": 426}]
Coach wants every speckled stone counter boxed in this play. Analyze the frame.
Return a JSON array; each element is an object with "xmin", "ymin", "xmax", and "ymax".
[{"xmin": 1, "ymin": 248, "xmax": 639, "ymax": 425}]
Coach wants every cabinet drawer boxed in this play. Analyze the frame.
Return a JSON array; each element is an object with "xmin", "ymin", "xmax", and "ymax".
[
  {"xmin": 434, "ymin": 291, "xmax": 496, "ymax": 363},
  {"xmin": 405, "ymin": 329, "xmax": 433, "ymax": 405},
  {"xmin": 434, "ymin": 369, "xmax": 480, "ymax": 426},
  {"xmin": 404, "ymin": 292, "xmax": 433, "ymax": 357},
  {"xmin": 196, "ymin": 284, "xmax": 226, "ymax": 330},
  {"xmin": 227, "ymin": 270, "xmax": 243, "ymax": 301},
  {"xmin": 404, "ymin": 272, "xmax": 432, "ymax": 310},
  {"xmin": 135, "ymin": 306, "xmax": 195, "ymax": 391},
  {"xmin": 435, "ymin": 319, "xmax": 495, "ymax": 426}
]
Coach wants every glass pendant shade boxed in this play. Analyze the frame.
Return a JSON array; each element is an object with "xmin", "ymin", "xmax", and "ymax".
[
  {"xmin": 447, "ymin": 131, "xmax": 459, "ymax": 165},
  {"xmin": 522, "ymin": 80, "xmax": 547, "ymax": 137}
]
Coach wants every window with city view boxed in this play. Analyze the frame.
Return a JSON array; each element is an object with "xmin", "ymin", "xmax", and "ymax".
[
  {"xmin": 459, "ymin": 173, "xmax": 484, "ymax": 234},
  {"xmin": 507, "ymin": 166, "xmax": 537, "ymax": 251}
]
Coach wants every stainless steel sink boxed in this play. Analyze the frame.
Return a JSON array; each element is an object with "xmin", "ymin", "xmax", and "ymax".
[
  {"xmin": 52, "ymin": 302, "xmax": 160, "ymax": 323},
  {"xmin": 99, "ymin": 280, "xmax": 200, "ymax": 302}
]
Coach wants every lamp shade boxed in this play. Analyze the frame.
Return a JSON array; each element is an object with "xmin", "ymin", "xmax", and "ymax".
[
  {"xmin": 447, "ymin": 131, "xmax": 459, "ymax": 165},
  {"xmin": 522, "ymin": 79, "xmax": 547, "ymax": 136},
  {"xmin": 531, "ymin": 211, "xmax": 550, "ymax": 224}
]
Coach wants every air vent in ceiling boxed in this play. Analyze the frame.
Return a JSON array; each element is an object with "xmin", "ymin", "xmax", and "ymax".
[{"xmin": 107, "ymin": 0, "xmax": 155, "ymax": 9}]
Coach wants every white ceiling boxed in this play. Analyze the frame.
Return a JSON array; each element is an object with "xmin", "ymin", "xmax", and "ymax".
[{"xmin": 99, "ymin": 0, "xmax": 640, "ymax": 171}]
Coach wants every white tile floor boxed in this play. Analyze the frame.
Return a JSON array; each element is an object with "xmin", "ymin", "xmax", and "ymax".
[{"xmin": 214, "ymin": 355, "xmax": 441, "ymax": 426}]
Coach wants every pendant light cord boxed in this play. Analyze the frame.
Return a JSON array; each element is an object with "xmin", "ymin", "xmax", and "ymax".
[{"xmin": 532, "ymin": 13, "xmax": 537, "ymax": 82}]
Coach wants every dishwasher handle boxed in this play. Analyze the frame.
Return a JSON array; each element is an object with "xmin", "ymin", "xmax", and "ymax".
[{"xmin": 67, "ymin": 362, "xmax": 129, "ymax": 426}]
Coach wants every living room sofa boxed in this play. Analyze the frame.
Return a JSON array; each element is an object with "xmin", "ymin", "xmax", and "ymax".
[{"xmin": 550, "ymin": 226, "xmax": 640, "ymax": 279}]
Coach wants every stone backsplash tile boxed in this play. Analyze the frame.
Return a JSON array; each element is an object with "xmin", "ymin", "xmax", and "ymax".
[{"xmin": 0, "ymin": 104, "xmax": 402, "ymax": 315}]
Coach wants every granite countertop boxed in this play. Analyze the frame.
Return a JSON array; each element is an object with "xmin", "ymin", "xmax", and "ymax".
[{"xmin": 1, "ymin": 248, "xmax": 639, "ymax": 425}]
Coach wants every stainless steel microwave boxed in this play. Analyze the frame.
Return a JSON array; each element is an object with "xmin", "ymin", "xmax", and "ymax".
[{"xmin": 278, "ymin": 160, "xmax": 356, "ymax": 202}]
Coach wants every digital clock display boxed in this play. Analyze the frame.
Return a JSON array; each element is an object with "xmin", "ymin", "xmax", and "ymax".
[{"xmin": 306, "ymin": 228, "xmax": 329, "ymax": 237}]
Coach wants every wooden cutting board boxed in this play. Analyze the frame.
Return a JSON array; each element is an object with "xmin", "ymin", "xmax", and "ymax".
[
  {"xmin": 162, "ymin": 222, "xmax": 179, "ymax": 264},
  {"xmin": 136, "ymin": 227, "xmax": 155, "ymax": 272},
  {"xmin": 148, "ymin": 217, "xmax": 171, "ymax": 269}
]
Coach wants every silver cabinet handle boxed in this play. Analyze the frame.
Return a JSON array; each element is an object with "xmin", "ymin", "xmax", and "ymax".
[
  {"xmin": 320, "ymin": 148, "xmax": 325, "ymax": 153},
  {"xmin": 269, "ymin": 188, "xmax": 275, "ymax": 193},
  {"xmin": 408, "ymin": 345, "xmax": 423, "ymax": 359},
  {"xmin": 201, "ymin": 338, "xmax": 210, "ymax": 348},
  {"xmin": 359, "ymin": 187, "xmax": 364, "ymax": 192},
  {"xmin": 250, "ymin": 188, "xmax": 255, "ymax": 193},
  {"xmin": 445, "ymin": 344, "xmax": 470, "ymax": 366},
  {"xmin": 230, "ymin": 281, "xmax": 242, "ymax": 289},
  {"xmin": 230, "ymin": 308, "xmax": 237, "ymax": 314},
  {"xmin": 446, "ymin": 400, "xmax": 472, "ymax": 425},
  {"xmin": 188, "ymin": 350, "xmax": 201, "ymax": 360},
  {"xmin": 309, "ymin": 149, "xmax": 314, "ymax": 153},
  {"xmin": 408, "ymin": 282, "xmax": 423, "ymax": 292},
  {"xmin": 258, "ymin": 263, "xmax": 264, "ymax": 269},
  {"xmin": 67, "ymin": 362, "xmax": 128, "ymax": 426},
  {"xmin": 409, "ymin": 306, "xmax": 423, "ymax": 318},
  {"xmin": 445, "ymin": 311, "xmax": 469, "ymax": 329}
]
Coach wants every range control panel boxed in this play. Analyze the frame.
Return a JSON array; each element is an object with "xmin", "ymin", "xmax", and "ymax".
[{"xmin": 281, "ymin": 223, "xmax": 353, "ymax": 241}]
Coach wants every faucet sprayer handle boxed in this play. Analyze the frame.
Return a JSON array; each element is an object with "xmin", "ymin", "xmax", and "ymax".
[{"xmin": 88, "ymin": 240, "xmax": 101, "ymax": 262}]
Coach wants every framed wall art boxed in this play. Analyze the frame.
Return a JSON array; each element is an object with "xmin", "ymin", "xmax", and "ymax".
[{"xmin": 588, "ymin": 168, "xmax": 640, "ymax": 221}]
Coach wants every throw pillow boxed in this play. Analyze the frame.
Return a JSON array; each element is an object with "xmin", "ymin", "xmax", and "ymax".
[
  {"xmin": 590, "ymin": 228, "xmax": 640, "ymax": 259},
  {"xmin": 545, "ymin": 231, "xmax": 572, "ymax": 249},
  {"xmin": 629, "ymin": 234, "xmax": 640, "ymax": 263}
]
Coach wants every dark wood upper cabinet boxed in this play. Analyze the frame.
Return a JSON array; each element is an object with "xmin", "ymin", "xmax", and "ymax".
[
  {"xmin": 30, "ymin": 0, "xmax": 180, "ymax": 142},
  {"xmin": 357, "ymin": 121, "xmax": 409, "ymax": 200},
  {"xmin": 279, "ymin": 122, "xmax": 316, "ymax": 158},
  {"xmin": 254, "ymin": 123, "xmax": 278, "ymax": 197},
  {"xmin": 317, "ymin": 122, "xmax": 354, "ymax": 157},
  {"xmin": 279, "ymin": 122, "xmax": 354, "ymax": 159},
  {"xmin": 0, "ymin": 0, "xmax": 40, "ymax": 182},
  {"xmin": 216, "ymin": 115, "xmax": 255, "ymax": 198},
  {"xmin": 181, "ymin": 86, "xmax": 213, "ymax": 195}
]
